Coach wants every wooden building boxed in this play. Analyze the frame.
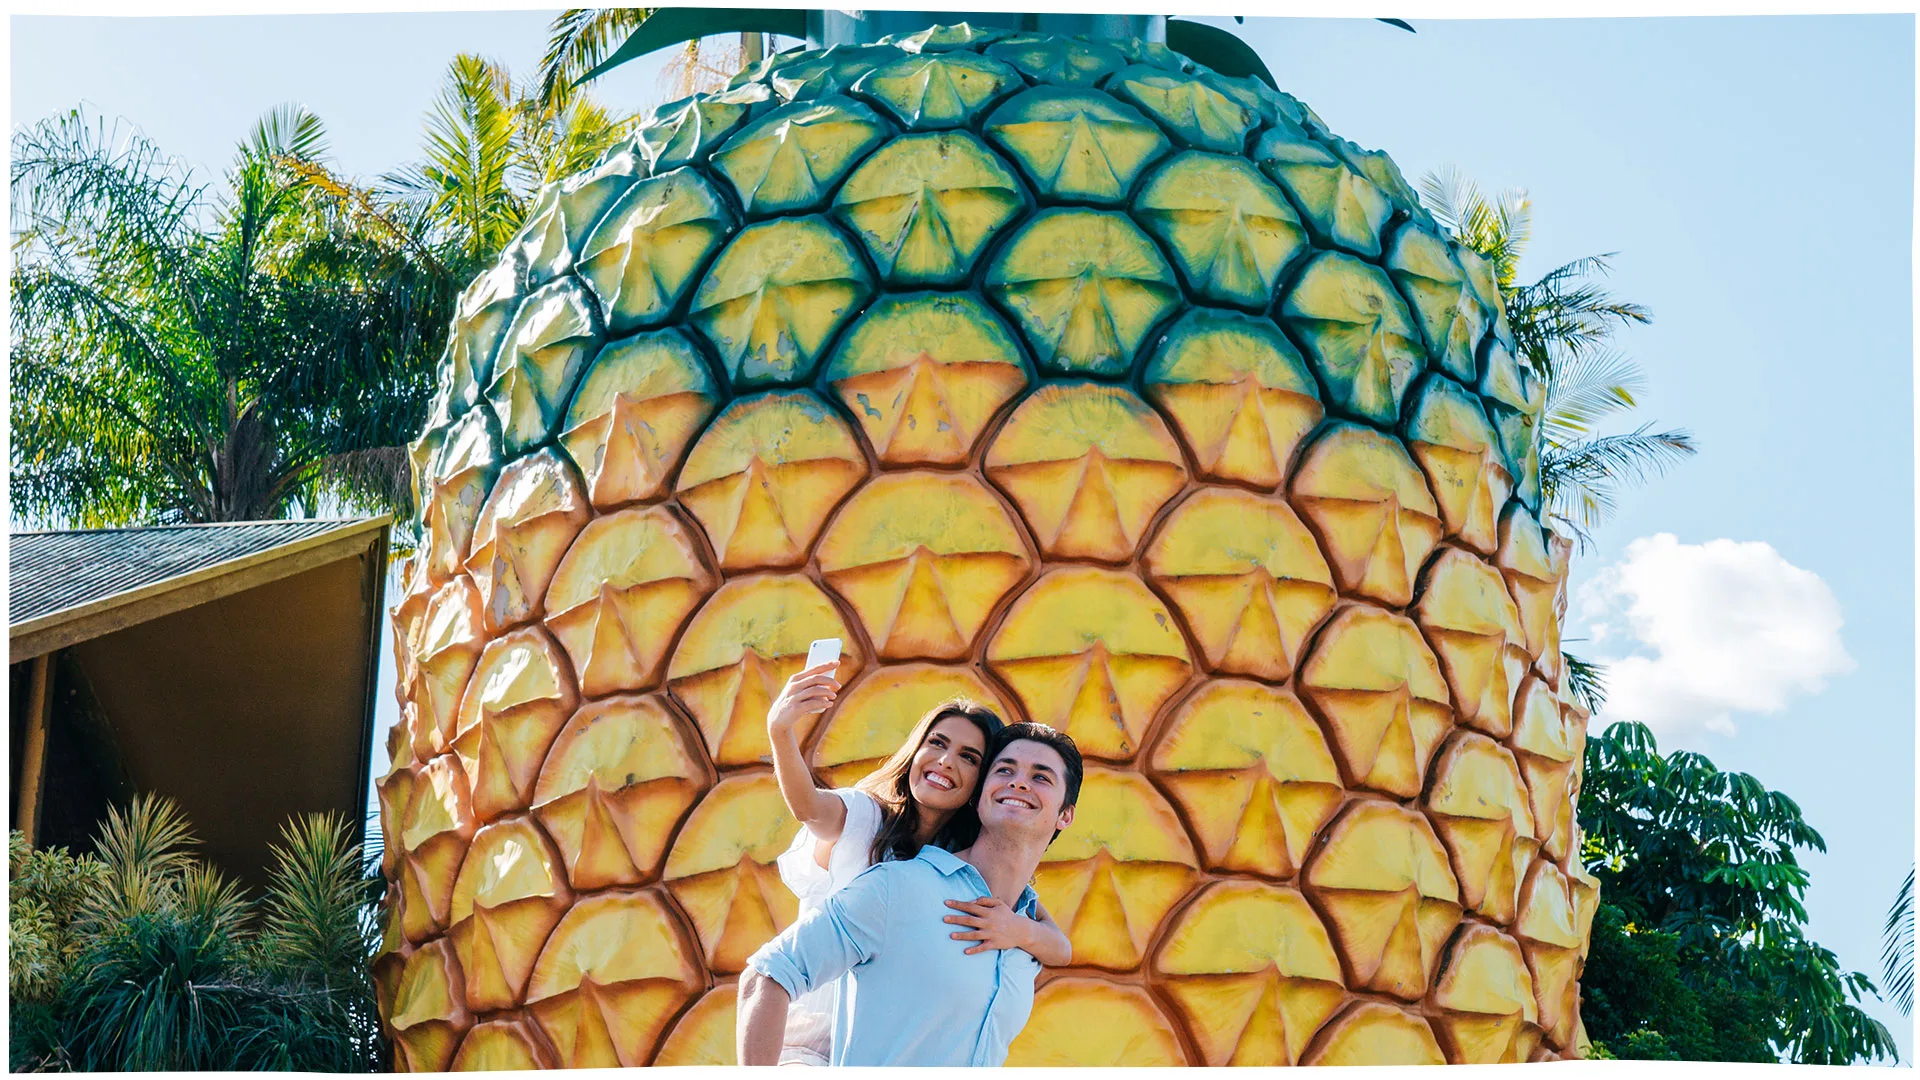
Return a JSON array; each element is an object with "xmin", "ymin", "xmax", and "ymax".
[{"xmin": 9, "ymin": 518, "xmax": 389, "ymax": 886}]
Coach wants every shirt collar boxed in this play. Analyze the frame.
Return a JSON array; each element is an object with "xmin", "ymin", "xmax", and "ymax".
[
  {"xmin": 915, "ymin": 845, "xmax": 972, "ymax": 876},
  {"xmin": 915, "ymin": 847, "xmax": 1041, "ymax": 913}
]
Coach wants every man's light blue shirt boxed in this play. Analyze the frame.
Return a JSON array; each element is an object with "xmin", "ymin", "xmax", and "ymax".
[{"xmin": 745, "ymin": 846, "xmax": 1043, "ymax": 1067}]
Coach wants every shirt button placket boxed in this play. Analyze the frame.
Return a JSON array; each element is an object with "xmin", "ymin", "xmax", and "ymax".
[{"xmin": 973, "ymin": 951, "xmax": 1009, "ymax": 1067}]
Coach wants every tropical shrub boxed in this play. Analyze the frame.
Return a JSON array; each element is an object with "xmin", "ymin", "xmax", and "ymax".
[
  {"xmin": 9, "ymin": 834, "xmax": 110, "ymax": 1069},
  {"xmin": 8, "ymin": 832, "xmax": 107, "ymax": 1001},
  {"xmin": 7, "ymin": 795, "xmax": 389, "ymax": 1072}
]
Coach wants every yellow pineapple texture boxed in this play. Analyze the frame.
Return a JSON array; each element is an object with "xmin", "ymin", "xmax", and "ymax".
[{"xmin": 378, "ymin": 23, "xmax": 1599, "ymax": 1068}]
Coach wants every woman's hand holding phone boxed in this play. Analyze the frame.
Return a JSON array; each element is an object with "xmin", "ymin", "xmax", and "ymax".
[
  {"xmin": 767, "ymin": 660, "xmax": 841, "ymax": 738},
  {"xmin": 766, "ymin": 641, "xmax": 849, "ymax": 843}
]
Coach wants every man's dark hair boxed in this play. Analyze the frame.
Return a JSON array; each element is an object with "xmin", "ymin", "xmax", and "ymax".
[{"xmin": 991, "ymin": 722, "xmax": 1083, "ymax": 809}]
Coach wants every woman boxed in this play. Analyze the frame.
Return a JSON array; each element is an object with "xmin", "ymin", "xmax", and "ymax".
[{"xmin": 766, "ymin": 660, "xmax": 1073, "ymax": 1066}]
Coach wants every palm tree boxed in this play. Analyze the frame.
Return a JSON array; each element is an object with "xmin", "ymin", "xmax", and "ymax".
[{"xmin": 10, "ymin": 106, "xmax": 451, "ymax": 528}]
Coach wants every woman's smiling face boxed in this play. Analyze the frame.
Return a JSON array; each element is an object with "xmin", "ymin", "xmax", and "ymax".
[{"xmin": 906, "ymin": 715, "xmax": 989, "ymax": 814}]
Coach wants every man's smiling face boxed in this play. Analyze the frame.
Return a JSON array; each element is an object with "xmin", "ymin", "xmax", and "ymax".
[{"xmin": 976, "ymin": 739, "xmax": 1075, "ymax": 843}]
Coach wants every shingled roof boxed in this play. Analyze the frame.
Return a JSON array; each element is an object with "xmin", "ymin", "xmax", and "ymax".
[
  {"xmin": 9, "ymin": 518, "xmax": 393, "ymax": 665},
  {"xmin": 10, "ymin": 520, "xmax": 356, "ymax": 625}
]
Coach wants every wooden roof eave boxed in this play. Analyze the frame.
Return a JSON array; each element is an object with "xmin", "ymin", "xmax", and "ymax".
[{"xmin": 8, "ymin": 516, "xmax": 394, "ymax": 664}]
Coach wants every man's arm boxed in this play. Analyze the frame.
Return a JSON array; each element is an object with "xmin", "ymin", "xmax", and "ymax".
[
  {"xmin": 735, "ymin": 864, "xmax": 894, "ymax": 1064},
  {"xmin": 737, "ymin": 969, "xmax": 791, "ymax": 1066}
]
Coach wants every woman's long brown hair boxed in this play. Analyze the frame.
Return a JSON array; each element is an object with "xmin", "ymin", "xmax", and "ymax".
[{"xmin": 852, "ymin": 698, "xmax": 1005, "ymax": 867}]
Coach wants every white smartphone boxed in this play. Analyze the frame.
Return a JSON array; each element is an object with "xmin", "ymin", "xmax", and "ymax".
[{"xmin": 805, "ymin": 637, "xmax": 842, "ymax": 671}]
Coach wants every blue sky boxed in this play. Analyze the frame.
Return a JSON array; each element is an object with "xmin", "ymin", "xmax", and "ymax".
[{"xmin": 13, "ymin": 8, "xmax": 1914, "ymax": 1061}]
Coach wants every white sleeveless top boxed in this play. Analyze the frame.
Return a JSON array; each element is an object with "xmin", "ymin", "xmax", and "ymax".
[{"xmin": 773, "ymin": 787, "xmax": 886, "ymax": 1066}]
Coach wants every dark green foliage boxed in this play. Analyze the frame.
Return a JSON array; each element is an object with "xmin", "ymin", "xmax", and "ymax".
[
  {"xmin": 1580, "ymin": 721, "xmax": 1897, "ymax": 1063},
  {"xmin": 7, "ymin": 797, "xmax": 389, "ymax": 1072},
  {"xmin": 60, "ymin": 900, "xmax": 253, "ymax": 1069},
  {"xmin": 1581, "ymin": 901, "xmax": 1775, "ymax": 1061}
]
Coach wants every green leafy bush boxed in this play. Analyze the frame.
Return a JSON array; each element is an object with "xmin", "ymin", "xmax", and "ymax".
[
  {"xmin": 7, "ymin": 795, "xmax": 389, "ymax": 1071},
  {"xmin": 1580, "ymin": 721, "xmax": 1896, "ymax": 1063},
  {"xmin": 9, "ymin": 831, "xmax": 107, "ymax": 1003}
]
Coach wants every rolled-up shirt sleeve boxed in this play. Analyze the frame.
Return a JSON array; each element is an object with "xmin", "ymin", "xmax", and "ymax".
[{"xmin": 746, "ymin": 863, "xmax": 892, "ymax": 999}]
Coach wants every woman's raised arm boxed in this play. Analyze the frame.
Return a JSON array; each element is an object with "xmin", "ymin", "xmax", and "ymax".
[{"xmin": 767, "ymin": 662, "xmax": 848, "ymax": 841}]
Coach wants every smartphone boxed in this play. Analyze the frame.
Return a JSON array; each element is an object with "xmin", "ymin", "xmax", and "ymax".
[{"xmin": 805, "ymin": 637, "xmax": 842, "ymax": 672}]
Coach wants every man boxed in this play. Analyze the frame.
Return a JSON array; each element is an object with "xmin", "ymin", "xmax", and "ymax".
[{"xmin": 736, "ymin": 722, "xmax": 1083, "ymax": 1067}]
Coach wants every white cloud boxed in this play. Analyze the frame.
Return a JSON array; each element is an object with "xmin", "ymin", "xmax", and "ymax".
[{"xmin": 1573, "ymin": 533, "xmax": 1854, "ymax": 740}]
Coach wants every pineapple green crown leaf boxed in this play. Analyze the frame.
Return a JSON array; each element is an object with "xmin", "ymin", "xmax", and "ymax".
[
  {"xmin": 567, "ymin": 7, "xmax": 1411, "ymax": 93},
  {"xmin": 576, "ymin": 7, "xmax": 809, "ymax": 88}
]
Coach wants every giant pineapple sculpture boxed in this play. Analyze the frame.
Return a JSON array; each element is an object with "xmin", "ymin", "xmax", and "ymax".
[{"xmin": 376, "ymin": 19, "xmax": 1601, "ymax": 1068}]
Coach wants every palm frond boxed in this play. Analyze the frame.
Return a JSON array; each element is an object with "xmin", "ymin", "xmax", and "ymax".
[
  {"xmin": 317, "ymin": 445, "xmax": 415, "ymax": 521},
  {"xmin": 12, "ymin": 266, "xmax": 226, "ymax": 488},
  {"xmin": 360, "ymin": 806, "xmax": 387, "ymax": 877},
  {"xmin": 1417, "ymin": 164, "xmax": 1471, "ymax": 238},
  {"xmin": 1540, "ymin": 425, "xmax": 1697, "ymax": 541},
  {"xmin": 10, "ymin": 111, "xmax": 218, "ymax": 384},
  {"xmin": 1508, "ymin": 252, "xmax": 1652, "ymax": 381},
  {"xmin": 1562, "ymin": 650, "xmax": 1608, "ymax": 714},
  {"xmin": 218, "ymin": 107, "xmax": 334, "ymax": 289},
  {"xmin": 245, "ymin": 103, "xmax": 329, "ymax": 165},
  {"xmin": 537, "ymin": 8, "xmax": 652, "ymax": 110},
  {"xmin": 11, "ymin": 108, "xmax": 206, "ymax": 276},
  {"xmin": 383, "ymin": 54, "xmax": 525, "ymax": 269},
  {"xmin": 1541, "ymin": 347, "xmax": 1646, "ymax": 444},
  {"xmin": 1419, "ymin": 164, "xmax": 1530, "ymax": 289},
  {"xmin": 1884, "ymin": 866, "xmax": 1915, "ymax": 1015}
]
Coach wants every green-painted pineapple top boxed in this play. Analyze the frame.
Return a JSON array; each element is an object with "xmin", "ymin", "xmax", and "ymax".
[{"xmin": 414, "ymin": 24, "xmax": 1547, "ymax": 517}]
